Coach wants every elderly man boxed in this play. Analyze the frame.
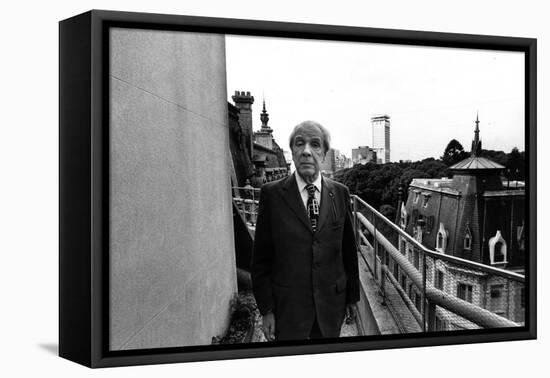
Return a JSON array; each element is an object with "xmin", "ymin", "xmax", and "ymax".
[{"xmin": 251, "ymin": 120, "xmax": 360, "ymax": 341}]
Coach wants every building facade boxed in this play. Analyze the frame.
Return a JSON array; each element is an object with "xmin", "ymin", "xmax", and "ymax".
[
  {"xmin": 230, "ymin": 91, "xmax": 290, "ymax": 186},
  {"xmin": 319, "ymin": 149, "xmax": 352, "ymax": 178},
  {"xmin": 371, "ymin": 114, "xmax": 391, "ymax": 163},
  {"xmin": 352, "ymin": 145, "xmax": 377, "ymax": 165},
  {"xmin": 398, "ymin": 117, "xmax": 525, "ymax": 329}
]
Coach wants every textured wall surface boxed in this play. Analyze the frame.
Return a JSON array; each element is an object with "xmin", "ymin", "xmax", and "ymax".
[{"xmin": 109, "ymin": 28, "xmax": 236, "ymax": 350}]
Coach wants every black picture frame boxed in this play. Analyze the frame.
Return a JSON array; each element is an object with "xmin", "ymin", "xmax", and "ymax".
[{"xmin": 59, "ymin": 9, "xmax": 537, "ymax": 368}]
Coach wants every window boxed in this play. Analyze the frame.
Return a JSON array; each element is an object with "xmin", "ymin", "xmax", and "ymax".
[
  {"xmin": 400, "ymin": 205, "xmax": 407, "ymax": 230},
  {"xmin": 494, "ymin": 242, "xmax": 505, "ymax": 262},
  {"xmin": 401, "ymin": 274, "xmax": 407, "ymax": 288},
  {"xmin": 414, "ymin": 191, "xmax": 420, "ymax": 204},
  {"xmin": 464, "ymin": 226, "xmax": 472, "ymax": 250},
  {"xmin": 422, "ymin": 194, "xmax": 430, "ymax": 208},
  {"xmin": 414, "ymin": 225, "xmax": 423, "ymax": 243},
  {"xmin": 488, "ymin": 230, "xmax": 507, "ymax": 265},
  {"xmin": 393, "ymin": 261, "xmax": 399, "ymax": 278},
  {"xmin": 436, "ymin": 223, "xmax": 448, "ymax": 253},
  {"xmin": 435, "ymin": 270, "xmax": 445, "ymax": 290},
  {"xmin": 435, "ymin": 316, "xmax": 446, "ymax": 331},
  {"xmin": 437, "ymin": 233, "xmax": 444, "ymax": 249},
  {"xmin": 413, "ymin": 249, "xmax": 420, "ymax": 269},
  {"xmin": 414, "ymin": 292, "xmax": 422, "ymax": 312},
  {"xmin": 457, "ymin": 283, "xmax": 473, "ymax": 303},
  {"xmin": 489, "ymin": 284, "xmax": 505, "ymax": 313}
]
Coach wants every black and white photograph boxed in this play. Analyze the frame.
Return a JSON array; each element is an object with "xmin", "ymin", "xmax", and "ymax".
[
  {"xmin": 105, "ymin": 24, "xmax": 530, "ymax": 352},
  {"xmin": 6, "ymin": 1, "xmax": 547, "ymax": 377}
]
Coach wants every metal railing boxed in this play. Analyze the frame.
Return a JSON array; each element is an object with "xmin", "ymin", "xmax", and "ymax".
[
  {"xmin": 232, "ymin": 186, "xmax": 261, "ymax": 226},
  {"xmin": 352, "ymin": 194, "xmax": 525, "ymax": 332},
  {"xmin": 230, "ymin": 187, "xmax": 525, "ymax": 332}
]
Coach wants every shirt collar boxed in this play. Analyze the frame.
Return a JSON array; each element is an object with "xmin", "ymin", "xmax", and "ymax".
[{"xmin": 295, "ymin": 172, "xmax": 322, "ymax": 193}]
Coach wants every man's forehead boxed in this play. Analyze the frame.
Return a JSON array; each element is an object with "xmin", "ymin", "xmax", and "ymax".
[{"xmin": 294, "ymin": 125, "xmax": 323, "ymax": 140}]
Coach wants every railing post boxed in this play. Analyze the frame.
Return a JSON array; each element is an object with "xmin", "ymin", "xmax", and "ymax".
[
  {"xmin": 421, "ymin": 251, "xmax": 427, "ymax": 332},
  {"xmin": 380, "ymin": 248, "xmax": 387, "ymax": 305},
  {"xmin": 372, "ymin": 211, "xmax": 378, "ymax": 281},
  {"xmin": 250, "ymin": 189, "xmax": 256, "ymax": 225},
  {"xmin": 426, "ymin": 300, "xmax": 437, "ymax": 331},
  {"xmin": 353, "ymin": 196, "xmax": 359, "ymax": 254}
]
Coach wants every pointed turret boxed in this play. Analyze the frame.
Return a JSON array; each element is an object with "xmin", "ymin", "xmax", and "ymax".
[
  {"xmin": 260, "ymin": 99, "xmax": 272, "ymax": 132},
  {"xmin": 471, "ymin": 112, "xmax": 482, "ymax": 157}
]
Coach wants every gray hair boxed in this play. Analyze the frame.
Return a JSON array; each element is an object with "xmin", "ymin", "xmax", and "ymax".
[{"xmin": 288, "ymin": 120, "xmax": 331, "ymax": 153}]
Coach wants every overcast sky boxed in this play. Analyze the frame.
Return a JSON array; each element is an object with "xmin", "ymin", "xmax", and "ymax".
[{"xmin": 225, "ymin": 35, "xmax": 525, "ymax": 162}]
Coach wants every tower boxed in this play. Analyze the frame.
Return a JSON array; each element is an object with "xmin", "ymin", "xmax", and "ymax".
[
  {"xmin": 371, "ymin": 114, "xmax": 391, "ymax": 163},
  {"xmin": 254, "ymin": 99, "xmax": 274, "ymax": 150},
  {"xmin": 471, "ymin": 112, "xmax": 482, "ymax": 157},
  {"xmin": 232, "ymin": 91, "xmax": 255, "ymax": 158}
]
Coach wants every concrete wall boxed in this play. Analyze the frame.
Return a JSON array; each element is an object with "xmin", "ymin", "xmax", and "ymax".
[{"xmin": 109, "ymin": 28, "xmax": 237, "ymax": 350}]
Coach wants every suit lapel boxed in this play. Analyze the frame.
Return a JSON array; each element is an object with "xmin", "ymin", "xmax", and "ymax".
[
  {"xmin": 280, "ymin": 174, "xmax": 313, "ymax": 232},
  {"xmin": 316, "ymin": 178, "xmax": 334, "ymax": 234}
]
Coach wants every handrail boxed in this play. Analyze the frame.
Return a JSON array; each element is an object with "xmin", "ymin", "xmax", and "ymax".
[
  {"xmin": 351, "ymin": 195, "xmax": 524, "ymax": 283},
  {"xmin": 356, "ymin": 211, "xmax": 519, "ymax": 328}
]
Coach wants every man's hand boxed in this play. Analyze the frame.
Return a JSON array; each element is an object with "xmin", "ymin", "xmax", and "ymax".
[
  {"xmin": 345, "ymin": 303, "xmax": 358, "ymax": 324},
  {"xmin": 262, "ymin": 311, "xmax": 276, "ymax": 341}
]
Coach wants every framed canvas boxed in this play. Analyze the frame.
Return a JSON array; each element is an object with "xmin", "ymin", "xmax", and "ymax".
[{"xmin": 59, "ymin": 9, "xmax": 536, "ymax": 368}]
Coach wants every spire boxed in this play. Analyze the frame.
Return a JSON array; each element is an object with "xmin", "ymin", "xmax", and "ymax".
[
  {"xmin": 471, "ymin": 112, "xmax": 482, "ymax": 157},
  {"xmin": 260, "ymin": 98, "xmax": 271, "ymax": 130}
]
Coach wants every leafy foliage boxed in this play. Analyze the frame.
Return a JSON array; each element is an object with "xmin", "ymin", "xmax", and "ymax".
[
  {"xmin": 441, "ymin": 139, "xmax": 469, "ymax": 166},
  {"xmin": 334, "ymin": 141, "xmax": 525, "ymax": 212},
  {"xmin": 211, "ymin": 292, "xmax": 255, "ymax": 344}
]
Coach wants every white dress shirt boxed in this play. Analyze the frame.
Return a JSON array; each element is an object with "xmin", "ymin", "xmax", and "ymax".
[{"xmin": 295, "ymin": 172, "xmax": 322, "ymax": 212}]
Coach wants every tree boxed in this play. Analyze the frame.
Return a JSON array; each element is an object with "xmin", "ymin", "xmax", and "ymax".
[
  {"xmin": 506, "ymin": 147, "xmax": 525, "ymax": 180},
  {"xmin": 441, "ymin": 139, "xmax": 469, "ymax": 166},
  {"xmin": 379, "ymin": 204, "xmax": 396, "ymax": 222}
]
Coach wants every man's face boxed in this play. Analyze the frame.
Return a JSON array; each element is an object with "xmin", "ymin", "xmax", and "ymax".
[{"xmin": 291, "ymin": 124, "xmax": 326, "ymax": 181}]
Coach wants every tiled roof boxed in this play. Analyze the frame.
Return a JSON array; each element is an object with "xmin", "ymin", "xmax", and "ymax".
[{"xmin": 450, "ymin": 156, "xmax": 504, "ymax": 170}]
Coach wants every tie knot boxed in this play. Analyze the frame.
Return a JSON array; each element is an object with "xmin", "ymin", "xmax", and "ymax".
[{"xmin": 305, "ymin": 184, "xmax": 316, "ymax": 198}]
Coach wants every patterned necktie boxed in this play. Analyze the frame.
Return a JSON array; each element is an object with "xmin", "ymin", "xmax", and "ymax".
[{"xmin": 306, "ymin": 184, "xmax": 319, "ymax": 232}]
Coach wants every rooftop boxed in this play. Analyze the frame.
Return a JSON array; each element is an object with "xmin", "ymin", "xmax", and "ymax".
[{"xmin": 450, "ymin": 156, "xmax": 505, "ymax": 170}]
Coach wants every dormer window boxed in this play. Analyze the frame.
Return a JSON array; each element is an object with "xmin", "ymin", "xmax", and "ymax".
[
  {"xmin": 400, "ymin": 204, "xmax": 408, "ymax": 230},
  {"xmin": 422, "ymin": 193, "xmax": 430, "ymax": 208},
  {"xmin": 488, "ymin": 230, "xmax": 507, "ymax": 265},
  {"xmin": 413, "ymin": 190, "xmax": 420, "ymax": 204},
  {"xmin": 464, "ymin": 225, "xmax": 472, "ymax": 250},
  {"xmin": 464, "ymin": 233, "xmax": 472, "ymax": 250},
  {"xmin": 436, "ymin": 223, "xmax": 448, "ymax": 253}
]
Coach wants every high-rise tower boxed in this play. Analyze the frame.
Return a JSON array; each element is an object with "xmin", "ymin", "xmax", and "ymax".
[{"xmin": 371, "ymin": 114, "xmax": 391, "ymax": 163}]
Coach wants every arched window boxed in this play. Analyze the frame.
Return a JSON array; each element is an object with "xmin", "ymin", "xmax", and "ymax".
[
  {"xmin": 488, "ymin": 230, "xmax": 507, "ymax": 265},
  {"xmin": 436, "ymin": 223, "xmax": 448, "ymax": 253}
]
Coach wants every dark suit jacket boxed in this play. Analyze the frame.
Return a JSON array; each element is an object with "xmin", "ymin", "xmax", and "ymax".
[{"xmin": 251, "ymin": 174, "xmax": 359, "ymax": 340}]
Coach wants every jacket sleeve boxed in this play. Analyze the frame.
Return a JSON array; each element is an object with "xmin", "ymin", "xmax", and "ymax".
[
  {"xmin": 342, "ymin": 187, "xmax": 360, "ymax": 304},
  {"xmin": 251, "ymin": 185, "xmax": 275, "ymax": 315}
]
